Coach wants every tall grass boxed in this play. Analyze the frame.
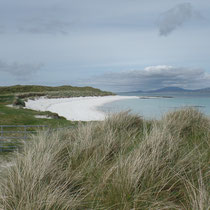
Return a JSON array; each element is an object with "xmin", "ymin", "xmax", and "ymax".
[{"xmin": 0, "ymin": 108, "xmax": 209, "ymax": 209}]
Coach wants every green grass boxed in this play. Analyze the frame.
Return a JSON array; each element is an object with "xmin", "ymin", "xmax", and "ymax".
[
  {"xmin": 0, "ymin": 103, "xmax": 76, "ymax": 155},
  {"xmin": 0, "ymin": 104, "xmax": 75, "ymax": 127},
  {"xmin": 0, "ymin": 108, "xmax": 209, "ymax": 209},
  {"xmin": 0, "ymin": 85, "xmax": 114, "ymax": 96},
  {"xmin": 0, "ymin": 95, "xmax": 15, "ymax": 104}
]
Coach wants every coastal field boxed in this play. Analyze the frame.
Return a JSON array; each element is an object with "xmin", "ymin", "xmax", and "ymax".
[
  {"xmin": 0, "ymin": 85, "xmax": 114, "ymax": 126},
  {"xmin": 0, "ymin": 85, "xmax": 114, "ymax": 97},
  {"xmin": 0, "ymin": 108, "xmax": 209, "ymax": 209},
  {"xmin": 0, "ymin": 85, "xmax": 115, "ymax": 155}
]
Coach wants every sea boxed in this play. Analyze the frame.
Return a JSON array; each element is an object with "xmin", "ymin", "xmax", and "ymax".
[{"xmin": 99, "ymin": 92, "xmax": 210, "ymax": 119}]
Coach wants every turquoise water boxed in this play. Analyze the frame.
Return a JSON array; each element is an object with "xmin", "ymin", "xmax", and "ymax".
[{"xmin": 100, "ymin": 93, "xmax": 210, "ymax": 119}]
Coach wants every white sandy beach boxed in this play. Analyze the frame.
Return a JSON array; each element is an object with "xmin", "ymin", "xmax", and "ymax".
[{"xmin": 25, "ymin": 95, "xmax": 138, "ymax": 121}]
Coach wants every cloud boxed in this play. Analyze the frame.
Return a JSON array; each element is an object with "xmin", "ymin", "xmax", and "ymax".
[
  {"xmin": 18, "ymin": 18, "xmax": 73, "ymax": 34},
  {"xmin": 0, "ymin": 25, "xmax": 5, "ymax": 33},
  {"xmin": 85, "ymin": 65, "xmax": 210, "ymax": 91},
  {"xmin": 0, "ymin": 60, "xmax": 43, "ymax": 80},
  {"xmin": 157, "ymin": 3, "xmax": 200, "ymax": 36}
]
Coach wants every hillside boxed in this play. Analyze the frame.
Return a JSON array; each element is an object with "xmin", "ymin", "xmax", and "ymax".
[{"xmin": 0, "ymin": 85, "xmax": 114, "ymax": 96}]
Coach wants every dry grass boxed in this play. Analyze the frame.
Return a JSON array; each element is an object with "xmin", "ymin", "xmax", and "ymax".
[{"xmin": 0, "ymin": 108, "xmax": 209, "ymax": 209}]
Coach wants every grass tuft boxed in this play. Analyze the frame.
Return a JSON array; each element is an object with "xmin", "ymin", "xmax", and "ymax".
[{"xmin": 0, "ymin": 108, "xmax": 209, "ymax": 209}]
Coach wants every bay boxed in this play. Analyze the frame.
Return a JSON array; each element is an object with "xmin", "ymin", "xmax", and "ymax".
[{"xmin": 99, "ymin": 92, "xmax": 210, "ymax": 119}]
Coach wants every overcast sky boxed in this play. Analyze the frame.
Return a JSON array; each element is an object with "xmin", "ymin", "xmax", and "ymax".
[{"xmin": 0, "ymin": 0, "xmax": 210, "ymax": 91}]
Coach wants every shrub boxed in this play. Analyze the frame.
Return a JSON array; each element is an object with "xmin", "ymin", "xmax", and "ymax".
[
  {"xmin": 12, "ymin": 97, "xmax": 25, "ymax": 107},
  {"xmin": 47, "ymin": 112, "xmax": 65, "ymax": 119}
]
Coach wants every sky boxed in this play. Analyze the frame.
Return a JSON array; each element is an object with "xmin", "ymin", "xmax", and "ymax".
[{"xmin": 0, "ymin": 0, "xmax": 210, "ymax": 91}]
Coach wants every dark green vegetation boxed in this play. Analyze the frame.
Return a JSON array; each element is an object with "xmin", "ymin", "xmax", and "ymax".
[
  {"xmin": 0, "ymin": 85, "xmax": 114, "ymax": 98},
  {"xmin": 12, "ymin": 97, "xmax": 25, "ymax": 107},
  {"xmin": 0, "ymin": 109, "xmax": 209, "ymax": 209}
]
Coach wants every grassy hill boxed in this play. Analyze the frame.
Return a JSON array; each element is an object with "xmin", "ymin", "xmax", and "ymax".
[
  {"xmin": 0, "ymin": 108, "xmax": 209, "ymax": 209},
  {"xmin": 0, "ymin": 85, "xmax": 113, "ymax": 95},
  {"xmin": 0, "ymin": 85, "xmax": 114, "ymax": 100}
]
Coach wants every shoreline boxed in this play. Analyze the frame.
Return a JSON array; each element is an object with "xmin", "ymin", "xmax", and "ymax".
[{"xmin": 25, "ymin": 95, "xmax": 138, "ymax": 121}]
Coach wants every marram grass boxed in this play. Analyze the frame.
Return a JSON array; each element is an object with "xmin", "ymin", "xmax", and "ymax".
[{"xmin": 0, "ymin": 108, "xmax": 209, "ymax": 210}]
